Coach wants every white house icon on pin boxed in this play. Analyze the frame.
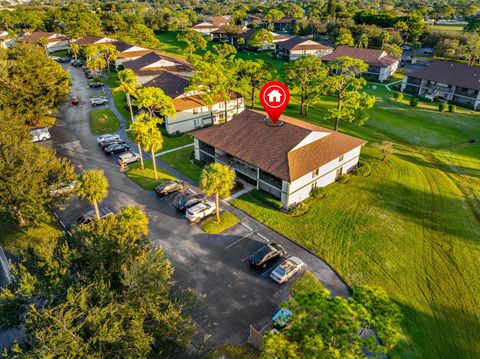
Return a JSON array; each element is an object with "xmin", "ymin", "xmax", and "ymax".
[{"xmin": 267, "ymin": 89, "xmax": 282, "ymax": 103}]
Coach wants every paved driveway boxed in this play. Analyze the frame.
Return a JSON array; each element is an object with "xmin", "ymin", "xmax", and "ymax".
[{"xmin": 50, "ymin": 65, "xmax": 350, "ymax": 354}]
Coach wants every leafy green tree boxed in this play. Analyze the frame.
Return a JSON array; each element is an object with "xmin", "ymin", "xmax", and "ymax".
[
  {"xmin": 336, "ymin": 32, "xmax": 354, "ymax": 46},
  {"xmin": 62, "ymin": 10, "xmax": 102, "ymax": 38},
  {"xmin": 464, "ymin": 15, "xmax": 480, "ymax": 35},
  {"xmin": 325, "ymin": 56, "xmax": 375, "ymax": 131},
  {"xmin": 38, "ymin": 37, "xmax": 49, "ymax": 54},
  {"xmin": 238, "ymin": 59, "xmax": 271, "ymax": 109},
  {"xmin": 167, "ymin": 10, "xmax": 194, "ymax": 32},
  {"xmin": 98, "ymin": 43, "xmax": 119, "ymax": 73},
  {"xmin": 0, "ymin": 117, "xmax": 74, "ymax": 227},
  {"xmin": 177, "ymin": 29, "xmax": 207, "ymax": 57},
  {"xmin": 119, "ymin": 23, "xmax": 161, "ymax": 49},
  {"xmin": 357, "ymin": 33, "xmax": 369, "ymax": 48},
  {"xmin": 0, "ymin": 207, "xmax": 197, "ymax": 357},
  {"xmin": 436, "ymin": 38, "xmax": 461, "ymax": 60},
  {"xmin": 248, "ymin": 29, "xmax": 273, "ymax": 50},
  {"xmin": 200, "ymin": 163, "xmax": 235, "ymax": 223},
  {"xmin": 75, "ymin": 169, "xmax": 109, "ymax": 220},
  {"xmin": 383, "ymin": 43, "xmax": 402, "ymax": 58},
  {"xmin": 0, "ymin": 43, "xmax": 70, "ymax": 126},
  {"xmin": 430, "ymin": 3, "xmax": 455, "ymax": 23},
  {"xmin": 232, "ymin": 7, "xmax": 247, "ymax": 24},
  {"xmin": 69, "ymin": 42, "xmax": 79, "ymax": 60},
  {"xmin": 265, "ymin": 9, "xmax": 285, "ymax": 25},
  {"xmin": 461, "ymin": 35, "xmax": 480, "ymax": 65},
  {"xmin": 285, "ymin": 56, "xmax": 328, "ymax": 116},
  {"xmin": 280, "ymin": 2, "xmax": 304, "ymax": 19},
  {"xmin": 133, "ymin": 87, "xmax": 176, "ymax": 120},
  {"xmin": 113, "ymin": 69, "xmax": 143, "ymax": 167}
]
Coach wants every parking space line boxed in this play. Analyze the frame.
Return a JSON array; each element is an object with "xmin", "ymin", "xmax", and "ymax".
[
  {"xmin": 241, "ymin": 245, "xmax": 267, "ymax": 261},
  {"xmin": 240, "ymin": 222, "xmax": 252, "ymax": 231},
  {"xmin": 256, "ymin": 233, "xmax": 269, "ymax": 242},
  {"xmin": 225, "ymin": 231, "xmax": 253, "ymax": 249}
]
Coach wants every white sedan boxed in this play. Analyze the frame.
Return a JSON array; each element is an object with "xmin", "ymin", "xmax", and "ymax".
[
  {"xmin": 96, "ymin": 133, "xmax": 120, "ymax": 145},
  {"xmin": 90, "ymin": 97, "xmax": 109, "ymax": 106},
  {"xmin": 270, "ymin": 257, "xmax": 306, "ymax": 284}
]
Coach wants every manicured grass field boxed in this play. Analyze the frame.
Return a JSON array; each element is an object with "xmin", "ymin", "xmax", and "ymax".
[
  {"xmin": 108, "ymin": 72, "xmax": 132, "ymax": 123},
  {"xmin": 202, "ymin": 212, "xmax": 240, "ymax": 234},
  {"xmin": 159, "ymin": 147, "xmax": 202, "ymax": 183},
  {"xmin": 126, "ymin": 160, "xmax": 177, "ymax": 191},
  {"xmin": 160, "ymin": 134, "xmax": 193, "ymax": 152},
  {"xmin": 429, "ymin": 23, "xmax": 465, "ymax": 32},
  {"xmin": 89, "ymin": 108, "xmax": 120, "ymax": 135}
]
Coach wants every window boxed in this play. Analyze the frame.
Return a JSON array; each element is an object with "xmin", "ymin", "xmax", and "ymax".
[
  {"xmin": 193, "ymin": 108, "xmax": 198, "ymax": 114},
  {"xmin": 336, "ymin": 167, "xmax": 343, "ymax": 179},
  {"xmin": 339, "ymin": 155, "xmax": 344, "ymax": 162},
  {"xmin": 312, "ymin": 168, "xmax": 319, "ymax": 178}
]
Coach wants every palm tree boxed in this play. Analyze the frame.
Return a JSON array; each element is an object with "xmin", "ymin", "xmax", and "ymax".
[
  {"xmin": 39, "ymin": 37, "xmax": 49, "ymax": 55},
  {"xmin": 113, "ymin": 69, "xmax": 143, "ymax": 167},
  {"xmin": 75, "ymin": 169, "xmax": 109, "ymax": 220},
  {"xmin": 200, "ymin": 163, "xmax": 236, "ymax": 223},
  {"xmin": 69, "ymin": 43, "xmax": 79, "ymax": 60},
  {"xmin": 140, "ymin": 119, "xmax": 164, "ymax": 181}
]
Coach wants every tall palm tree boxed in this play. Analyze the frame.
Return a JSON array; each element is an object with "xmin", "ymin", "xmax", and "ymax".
[
  {"xmin": 113, "ymin": 69, "xmax": 143, "ymax": 167},
  {"xmin": 200, "ymin": 163, "xmax": 236, "ymax": 223},
  {"xmin": 69, "ymin": 43, "xmax": 80, "ymax": 59},
  {"xmin": 141, "ymin": 119, "xmax": 164, "ymax": 181},
  {"xmin": 75, "ymin": 169, "xmax": 109, "ymax": 220}
]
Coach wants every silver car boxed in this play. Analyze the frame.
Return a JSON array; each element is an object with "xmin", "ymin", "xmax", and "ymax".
[
  {"xmin": 90, "ymin": 97, "xmax": 109, "ymax": 106},
  {"xmin": 270, "ymin": 256, "xmax": 306, "ymax": 284},
  {"xmin": 96, "ymin": 134, "xmax": 120, "ymax": 145},
  {"xmin": 118, "ymin": 151, "xmax": 140, "ymax": 165},
  {"xmin": 29, "ymin": 127, "xmax": 51, "ymax": 142}
]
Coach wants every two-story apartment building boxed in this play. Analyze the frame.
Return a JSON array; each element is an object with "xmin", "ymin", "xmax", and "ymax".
[
  {"xmin": 275, "ymin": 37, "xmax": 333, "ymax": 61},
  {"xmin": 20, "ymin": 32, "xmax": 69, "ymax": 52},
  {"xmin": 122, "ymin": 51, "xmax": 195, "ymax": 84},
  {"xmin": 231, "ymin": 29, "xmax": 290, "ymax": 50},
  {"xmin": 190, "ymin": 110, "xmax": 366, "ymax": 209},
  {"xmin": 190, "ymin": 16, "xmax": 232, "ymax": 35},
  {"xmin": 401, "ymin": 61, "xmax": 480, "ymax": 109},
  {"xmin": 143, "ymin": 72, "xmax": 245, "ymax": 134},
  {"xmin": 321, "ymin": 46, "xmax": 399, "ymax": 82}
]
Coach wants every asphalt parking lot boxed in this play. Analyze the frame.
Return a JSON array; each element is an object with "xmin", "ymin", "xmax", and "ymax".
[{"xmin": 48, "ymin": 64, "xmax": 350, "ymax": 354}]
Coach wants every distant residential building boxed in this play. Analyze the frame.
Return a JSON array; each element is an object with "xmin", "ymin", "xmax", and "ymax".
[
  {"xmin": 210, "ymin": 25, "xmax": 247, "ymax": 42},
  {"xmin": 190, "ymin": 110, "xmax": 366, "ymax": 209},
  {"xmin": 143, "ymin": 72, "xmax": 245, "ymax": 134},
  {"xmin": 401, "ymin": 61, "xmax": 480, "ymax": 110},
  {"xmin": 122, "ymin": 51, "xmax": 195, "ymax": 84},
  {"xmin": 241, "ymin": 15, "xmax": 266, "ymax": 27},
  {"xmin": 272, "ymin": 17, "xmax": 295, "ymax": 32},
  {"xmin": 112, "ymin": 42, "xmax": 152, "ymax": 67},
  {"xmin": 190, "ymin": 16, "xmax": 232, "ymax": 35},
  {"xmin": 73, "ymin": 35, "xmax": 115, "ymax": 46},
  {"xmin": 0, "ymin": 31, "xmax": 13, "ymax": 48},
  {"xmin": 275, "ymin": 37, "xmax": 333, "ymax": 61},
  {"xmin": 231, "ymin": 29, "xmax": 290, "ymax": 50},
  {"xmin": 321, "ymin": 46, "xmax": 399, "ymax": 82},
  {"xmin": 20, "ymin": 32, "xmax": 69, "ymax": 52}
]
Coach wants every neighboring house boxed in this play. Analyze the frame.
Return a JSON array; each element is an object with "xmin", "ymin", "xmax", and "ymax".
[
  {"xmin": 143, "ymin": 72, "xmax": 245, "ymax": 134},
  {"xmin": 0, "ymin": 31, "xmax": 13, "ymax": 48},
  {"xmin": 272, "ymin": 17, "xmax": 295, "ymax": 32},
  {"xmin": 231, "ymin": 28, "xmax": 289, "ymax": 50},
  {"xmin": 73, "ymin": 35, "xmax": 116, "ymax": 46},
  {"xmin": 241, "ymin": 15, "xmax": 266, "ymax": 27},
  {"xmin": 211, "ymin": 25, "xmax": 247, "ymax": 42},
  {"xmin": 20, "ymin": 32, "xmax": 69, "ymax": 52},
  {"xmin": 321, "ymin": 46, "xmax": 399, "ymax": 82},
  {"xmin": 190, "ymin": 109, "xmax": 366, "ymax": 209},
  {"xmin": 275, "ymin": 37, "xmax": 333, "ymax": 61},
  {"xmin": 112, "ymin": 42, "xmax": 152, "ymax": 67},
  {"xmin": 190, "ymin": 16, "xmax": 232, "ymax": 35},
  {"xmin": 401, "ymin": 61, "xmax": 480, "ymax": 109},
  {"xmin": 122, "ymin": 51, "xmax": 195, "ymax": 84}
]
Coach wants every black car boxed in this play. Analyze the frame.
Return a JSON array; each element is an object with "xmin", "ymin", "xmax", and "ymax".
[
  {"xmin": 104, "ymin": 143, "xmax": 130, "ymax": 155},
  {"xmin": 249, "ymin": 243, "xmax": 286, "ymax": 269},
  {"xmin": 89, "ymin": 81, "xmax": 104, "ymax": 88},
  {"xmin": 174, "ymin": 192, "xmax": 206, "ymax": 212},
  {"xmin": 100, "ymin": 138, "xmax": 125, "ymax": 149},
  {"xmin": 155, "ymin": 180, "xmax": 187, "ymax": 197}
]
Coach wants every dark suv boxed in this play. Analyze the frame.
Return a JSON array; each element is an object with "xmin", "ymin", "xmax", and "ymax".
[
  {"xmin": 155, "ymin": 180, "xmax": 187, "ymax": 197},
  {"xmin": 249, "ymin": 243, "xmax": 286, "ymax": 269},
  {"xmin": 174, "ymin": 192, "xmax": 206, "ymax": 212}
]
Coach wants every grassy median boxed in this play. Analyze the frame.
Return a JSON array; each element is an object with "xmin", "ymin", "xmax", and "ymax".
[
  {"xmin": 202, "ymin": 212, "xmax": 240, "ymax": 234},
  {"xmin": 126, "ymin": 160, "xmax": 177, "ymax": 191},
  {"xmin": 89, "ymin": 108, "xmax": 120, "ymax": 135}
]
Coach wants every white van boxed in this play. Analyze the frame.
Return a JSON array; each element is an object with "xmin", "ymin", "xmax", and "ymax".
[{"xmin": 29, "ymin": 127, "xmax": 51, "ymax": 142}]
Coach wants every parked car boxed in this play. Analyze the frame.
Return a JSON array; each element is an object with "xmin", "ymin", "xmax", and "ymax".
[
  {"xmin": 174, "ymin": 192, "xmax": 206, "ymax": 212},
  {"xmin": 185, "ymin": 201, "xmax": 216, "ymax": 223},
  {"xmin": 49, "ymin": 180, "xmax": 77, "ymax": 197},
  {"xmin": 71, "ymin": 96, "xmax": 80, "ymax": 105},
  {"xmin": 89, "ymin": 81, "xmax": 104, "ymax": 88},
  {"xmin": 155, "ymin": 180, "xmax": 187, "ymax": 197},
  {"xmin": 100, "ymin": 138, "xmax": 125, "ymax": 149},
  {"xmin": 58, "ymin": 57, "xmax": 71, "ymax": 63},
  {"xmin": 90, "ymin": 97, "xmax": 108, "ymax": 106},
  {"xmin": 96, "ymin": 133, "xmax": 121, "ymax": 145},
  {"xmin": 49, "ymin": 56, "xmax": 61, "ymax": 61},
  {"xmin": 104, "ymin": 143, "xmax": 130, "ymax": 155},
  {"xmin": 401, "ymin": 45, "xmax": 412, "ymax": 51},
  {"xmin": 272, "ymin": 308, "xmax": 292, "ymax": 329},
  {"xmin": 118, "ymin": 151, "xmax": 140, "ymax": 165},
  {"xmin": 270, "ymin": 257, "xmax": 306, "ymax": 284},
  {"xmin": 70, "ymin": 59, "xmax": 83, "ymax": 67},
  {"xmin": 424, "ymin": 48, "xmax": 434, "ymax": 55},
  {"xmin": 249, "ymin": 243, "xmax": 286, "ymax": 269},
  {"xmin": 29, "ymin": 127, "xmax": 51, "ymax": 142},
  {"xmin": 76, "ymin": 207, "xmax": 113, "ymax": 225}
]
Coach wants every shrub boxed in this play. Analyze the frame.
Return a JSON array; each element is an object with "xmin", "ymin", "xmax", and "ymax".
[
  {"xmin": 438, "ymin": 103, "xmax": 447, "ymax": 112},
  {"xmin": 311, "ymin": 187, "xmax": 326, "ymax": 199},
  {"xmin": 287, "ymin": 202, "xmax": 309, "ymax": 217},
  {"xmin": 202, "ymin": 212, "xmax": 240, "ymax": 234},
  {"xmin": 448, "ymin": 104, "xmax": 456, "ymax": 113},
  {"xmin": 393, "ymin": 92, "xmax": 403, "ymax": 101},
  {"xmin": 410, "ymin": 98, "xmax": 419, "ymax": 107},
  {"xmin": 355, "ymin": 162, "xmax": 372, "ymax": 177},
  {"xmin": 337, "ymin": 174, "xmax": 350, "ymax": 184}
]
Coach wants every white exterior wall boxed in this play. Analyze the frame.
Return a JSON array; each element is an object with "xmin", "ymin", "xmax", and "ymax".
[
  {"xmin": 289, "ymin": 48, "xmax": 333, "ymax": 61},
  {"xmin": 285, "ymin": 146, "xmax": 362, "ymax": 208},
  {"xmin": 378, "ymin": 61, "xmax": 399, "ymax": 82},
  {"xmin": 47, "ymin": 40, "xmax": 69, "ymax": 52},
  {"xmin": 165, "ymin": 98, "xmax": 245, "ymax": 134}
]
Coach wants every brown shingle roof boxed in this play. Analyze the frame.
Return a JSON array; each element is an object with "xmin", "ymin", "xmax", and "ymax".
[
  {"xmin": 21, "ymin": 32, "xmax": 65, "ymax": 43},
  {"xmin": 276, "ymin": 36, "xmax": 332, "ymax": 51},
  {"xmin": 143, "ymin": 72, "xmax": 190, "ymax": 99},
  {"xmin": 73, "ymin": 35, "xmax": 115, "ymax": 46},
  {"xmin": 406, "ymin": 61, "xmax": 480, "ymax": 91},
  {"xmin": 190, "ymin": 110, "xmax": 366, "ymax": 181},
  {"xmin": 122, "ymin": 51, "xmax": 194, "ymax": 75},
  {"xmin": 321, "ymin": 46, "xmax": 399, "ymax": 67}
]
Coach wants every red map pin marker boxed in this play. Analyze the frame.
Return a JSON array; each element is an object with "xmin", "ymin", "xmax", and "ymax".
[{"xmin": 259, "ymin": 81, "xmax": 290, "ymax": 124}]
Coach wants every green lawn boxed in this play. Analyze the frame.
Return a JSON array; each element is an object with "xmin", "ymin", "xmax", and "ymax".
[
  {"xmin": 160, "ymin": 134, "xmax": 193, "ymax": 152},
  {"xmin": 290, "ymin": 271, "xmax": 325, "ymax": 296},
  {"xmin": 49, "ymin": 49, "xmax": 70, "ymax": 58},
  {"xmin": 108, "ymin": 72, "xmax": 132, "ymax": 123},
  {"xmin": 202, "ymin": 212, "xmax": 240, "ymax": 234},
  {"xmin": 159, "ymin": 146, "xmax": 202, "ymax": 183},
  {"xmin": 125, "ymin": 160, "xmax": 177, "ymax": 191},
  {"xmin": 206, "ymin": 344, "xmax": 259, "ymax": 359},
  {"xmin": 429, "ymin": 23, "xmax": 465, "ymax": 32},
  {"xmin": 89, "ymin": 108, "xmax": 120, "ymax": 135}
]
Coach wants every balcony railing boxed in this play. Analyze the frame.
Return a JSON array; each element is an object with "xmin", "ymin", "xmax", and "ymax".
[{"xmin": 216, "ymin": 154, "xmax": 257, "ymax": 179}]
